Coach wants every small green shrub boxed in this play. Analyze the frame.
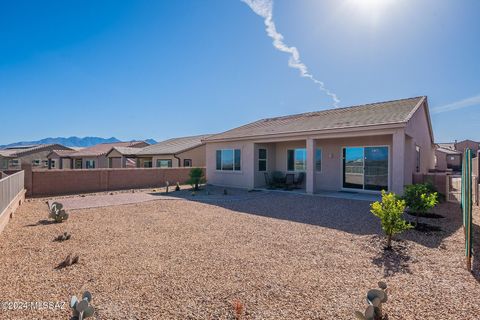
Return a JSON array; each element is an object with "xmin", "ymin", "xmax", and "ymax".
[
  {"xmin": 175, "ymin": 182, "xmax": 180, "ymax": 191},
  {"xmin": 370, "ymin": 191, "xmax": 412, "ymax": 249},
  {"xmin": 403, "ymin": 184, "xmax": 439, "ymax": 226},
  {"xmin": 187, "ymin": 168, "xmax": 205, "ymax": 191}
]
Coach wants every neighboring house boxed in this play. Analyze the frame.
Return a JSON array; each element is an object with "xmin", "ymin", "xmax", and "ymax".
[
  {"xmin": 115, "ymin": 135, "xmax": 211, "ymax": 168},
  {"xmin": 204, "ymin": 96, "xmax": 435, "ymax": 195},
  {"xmin": 0, "ymin": 144, "xmax": 72, "ymax": 170},
  {"xmin": 47, "ymin": 149, "xmax": 79, "ymax": 169},
  {"xmin": 435, "ymin": 144, "xmax": 462, "ymax": 172},
  {"xmin": 454, "ymin": 139, "xmax": 479, "ymax": 154},
  {"xmin": 51, "ymin": 141, "xmax": 149, "ymax": 169},
  {"xmin": 104, "ymin": 147, "xmax": 144, "ymax": 168},
  {"xmin": 435, "ymin": 139, "xmax": 479, "ymax": 172}
]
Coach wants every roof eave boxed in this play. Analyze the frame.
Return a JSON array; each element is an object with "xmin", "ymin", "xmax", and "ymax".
[{"xmin": 204, "ymin": 122, "xmax": 408, "ymax": 143}]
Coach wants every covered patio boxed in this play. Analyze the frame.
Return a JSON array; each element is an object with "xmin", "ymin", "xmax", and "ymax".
[{"xmin": 251, "ymin": 131, "xmax": 403, "ymax": 195}]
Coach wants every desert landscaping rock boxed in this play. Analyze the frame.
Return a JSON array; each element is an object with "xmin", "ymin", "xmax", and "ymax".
[{"xmin": 0, "ymin": 192, "xmax": 478, "ymax": 319}]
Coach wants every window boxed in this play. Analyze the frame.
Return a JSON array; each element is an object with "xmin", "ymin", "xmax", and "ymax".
[
  {"xmin": 415, "ymin": 145, "xmax": 420, "ymax": 173},
  {"xmin": 32, "ymin": 159, "xmax": 41, "ymax": 166},
  {"xmin": 315, "ymin": 148, "xmax": 322, "ymax": 172},
  {"xmin": 50, "ymin": 160, "xmax": 56, "ymax": 169},
  {"xmin": 157, "ymin": 159, "xmax": 172, "ymax": 168},
  {"xmin": 258, "ymin": 148, "xmax": 267, "ymax": 171},
  {"xmin": 216, "ymin": 149, "xmax": 241, "ymax": 171},
  {"xmin": 86, "ymin": 160, "xmax": 96, "ymax": 169},
  {"xmin": 287, "ymin": 148, "xmax": 306, "ymax": 171},
  {"xmin": 0, "ymin": 159, "xmax": 8, "ymax": 169},
  {"xmin": 10, "ymin": 159, "xmax": 19, "ymax": 167},
  {"xmin": 143, "ymin": 160, "xmax": 153, "ymax": 168},
  {"xmin": 183, "ymin": 159, "xmax": 192, "ymax": 167}
]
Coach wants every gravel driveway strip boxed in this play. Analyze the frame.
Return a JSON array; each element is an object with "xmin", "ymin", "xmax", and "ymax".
[{"xmin": 0, "ymin": 192, "xmax": 478, "ymax": 319}]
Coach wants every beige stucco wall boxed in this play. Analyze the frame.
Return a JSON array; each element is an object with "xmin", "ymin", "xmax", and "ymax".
[
  {"xmin": 314, "ymin": 135, "xmax": 392, "ymax": 191},
  {"xmin": 206, "ymin": 141, "xmax": 255, "ymax": 188},
  {"xmin": 209, "ymin": 135, "xmax": 393, "ymax": 191},
  {"xmin": 71, "ymin": 156, "xmax": 108, "ymax": 169},
  {"xmin": 405, "ymin": 102, "xmax": 435, "ymax": 183},
  {"xmin": 455, "ymin": 140, "xmax": 479, "ymax": 154},
  {"xmin": 150, "ymin": 144, "xmax": 206, "ymax": 168}
]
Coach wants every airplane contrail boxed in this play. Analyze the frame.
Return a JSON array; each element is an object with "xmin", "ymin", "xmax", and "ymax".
[{"xmin": 242, "ymin": 0, "xmax": 340, "ymax": 107}]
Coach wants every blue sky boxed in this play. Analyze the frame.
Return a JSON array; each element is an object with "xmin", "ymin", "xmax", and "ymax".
[{"xmin": 1, "ymin": 0, "xmax": 479, "ymax": 144}]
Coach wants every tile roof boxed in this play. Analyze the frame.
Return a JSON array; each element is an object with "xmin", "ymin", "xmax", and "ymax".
[
  {"xmin": 0, "ymin": 144, "xmax": 71, "ymax": 158},
  {"xmin": 436, "ymin": 147, "xmax": 461, "ymax": 155},
  {"xmin": 71, "ymin": 141, "xmax": 146, "ymax": 157},
  {"xmin": 136, "ymin": 135, "xmax": 211, "ymax": 156},
  {"xmin": 205, "ymin": 96, "xmax": 426, "ymax": 141},
  {"xmin": 107, "ymin": 146, "xmax": 143, "ymax": 156},
  {"xmin": 49, "ymin": 150, "xmax": 78, "ymax": 157}
]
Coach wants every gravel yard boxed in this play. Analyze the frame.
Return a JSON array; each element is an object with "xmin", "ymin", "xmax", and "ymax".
[{"xmin": 0, "ymin": 191, "xmax": 479, "ymax": 319}]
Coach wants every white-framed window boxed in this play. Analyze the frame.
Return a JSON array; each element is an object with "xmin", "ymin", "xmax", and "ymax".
[
  {"xmin": 287, "ymin": 148, "xmax": 306, "ymax": 171},
  {"xmin": 258, "ymin": 148, "xmax": 267, "ymax": 172},
  {"xmin": 86, "ymin": 160, "xmax": 96, "ymax": 169},
  {"xmin": 216, "ymin": 149, "xmax": 241, "ymax": 171},
  {"xmin": 50, "ymin": 160, "xmax": 56, "ymax": 168},
  {"xmin": 157, "ymin": 159, "xmax": 172, "ymax": 168},
  {"xmin": 32, "ymin": 159, "xmax": 41, "ymax": 166},
  {"xmin": 9, "ymin": 159, "xmax": 19, "ymax": 167},
  {"xmin": 315, "ymin": 148, "xmax": 322, "ymax": 172}
]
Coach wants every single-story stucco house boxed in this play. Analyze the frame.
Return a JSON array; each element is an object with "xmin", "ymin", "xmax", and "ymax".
[
  {"xmin": 203, "ymin": 96, "xmax": 435, "ymax": 195},
  {"xmin": 1, "ymin": 144, "xmax": 72, "ymax": 170},
  {"xmin": 120, "ymin": 134, "xmax": 211, "ymax": 168}
]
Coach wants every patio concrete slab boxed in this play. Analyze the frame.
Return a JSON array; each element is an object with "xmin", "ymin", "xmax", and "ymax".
[
  {"xmin": 257, "ymin": 188, "xmax": 380, "ymax": 202},
  {"xmin": 48, "ymin": 192, "xmax": 179, "ymax": 211},
  {"xmin": 315, "ymin": 190, "xmax": 381, "ymax": 202}
]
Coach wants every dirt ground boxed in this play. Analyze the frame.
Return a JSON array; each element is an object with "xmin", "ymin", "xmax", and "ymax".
[{"xmin": 0, "ymin": 191, "xmax": 478, "ymax": 319}]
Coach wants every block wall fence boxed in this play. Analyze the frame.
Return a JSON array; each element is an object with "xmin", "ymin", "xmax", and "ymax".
[{"xmin": 22, "ymin": 165, "xmax": 201, "ymax": 197}]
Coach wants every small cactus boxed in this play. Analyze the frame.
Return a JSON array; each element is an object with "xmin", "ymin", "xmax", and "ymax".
[
  {"xmin": 355, "ymin": 282, "xmax": 388, "ymax": 320},
  {"xmin": 175, "ymin": 182, "xmax": 180, "ymax": 191},
  {"xmin": 49, "ymin": 202, "xmax": 69, "ymax": 223},
  {"xmin": 54, "ymin": 232, "xmax": 71, "ymax": 242},
  {"xmin": 70, "ymin": 291, "xmax": 94, "ymax": 320},
  {"xmin": 56, "ymin": 254, "xmax": 79, "ymax": 269}
]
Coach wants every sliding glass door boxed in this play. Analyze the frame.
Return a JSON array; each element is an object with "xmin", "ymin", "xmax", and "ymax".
[
  {"xmin": 343, "ymin": 147, "xmax": 364, "ymax": 189},
  {"xmin": 343, "ymin": 146, "xmax": 389, "ymax": 191}
]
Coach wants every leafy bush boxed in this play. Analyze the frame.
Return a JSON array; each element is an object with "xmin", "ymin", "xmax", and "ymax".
[
  {"xmin": 403, "ymin": 184, "xmax": 439, "ymax": 226},
  {"xmin": 187, "ymin": 168, "xmax": 205, "ymax": 191},
  {"xmin": 370, "ymin": 191, "xmax": 413, "ymax": 249}
]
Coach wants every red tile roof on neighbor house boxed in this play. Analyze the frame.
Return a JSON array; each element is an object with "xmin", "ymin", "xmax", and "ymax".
[
  {"xmin": 205, "ymin": 96, "xmax": 426, "ymax": 141},
  {"xmin": 70, "ymin": 141, "xmax": 147, "ymax": 157}
]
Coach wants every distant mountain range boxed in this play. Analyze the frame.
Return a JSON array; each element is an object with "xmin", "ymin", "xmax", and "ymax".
[{"xmin": 0, "ymin": 137, "xmax": 157, "ymax": 149}]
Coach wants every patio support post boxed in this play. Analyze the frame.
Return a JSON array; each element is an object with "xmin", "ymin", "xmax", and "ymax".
[
  {"xmin": 306, "ymin": 138, "xmax": 316, "ymax": 194},
  {"xmin": 392, "ymin": 130, "xmax": 405, "ymax": 195}
]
